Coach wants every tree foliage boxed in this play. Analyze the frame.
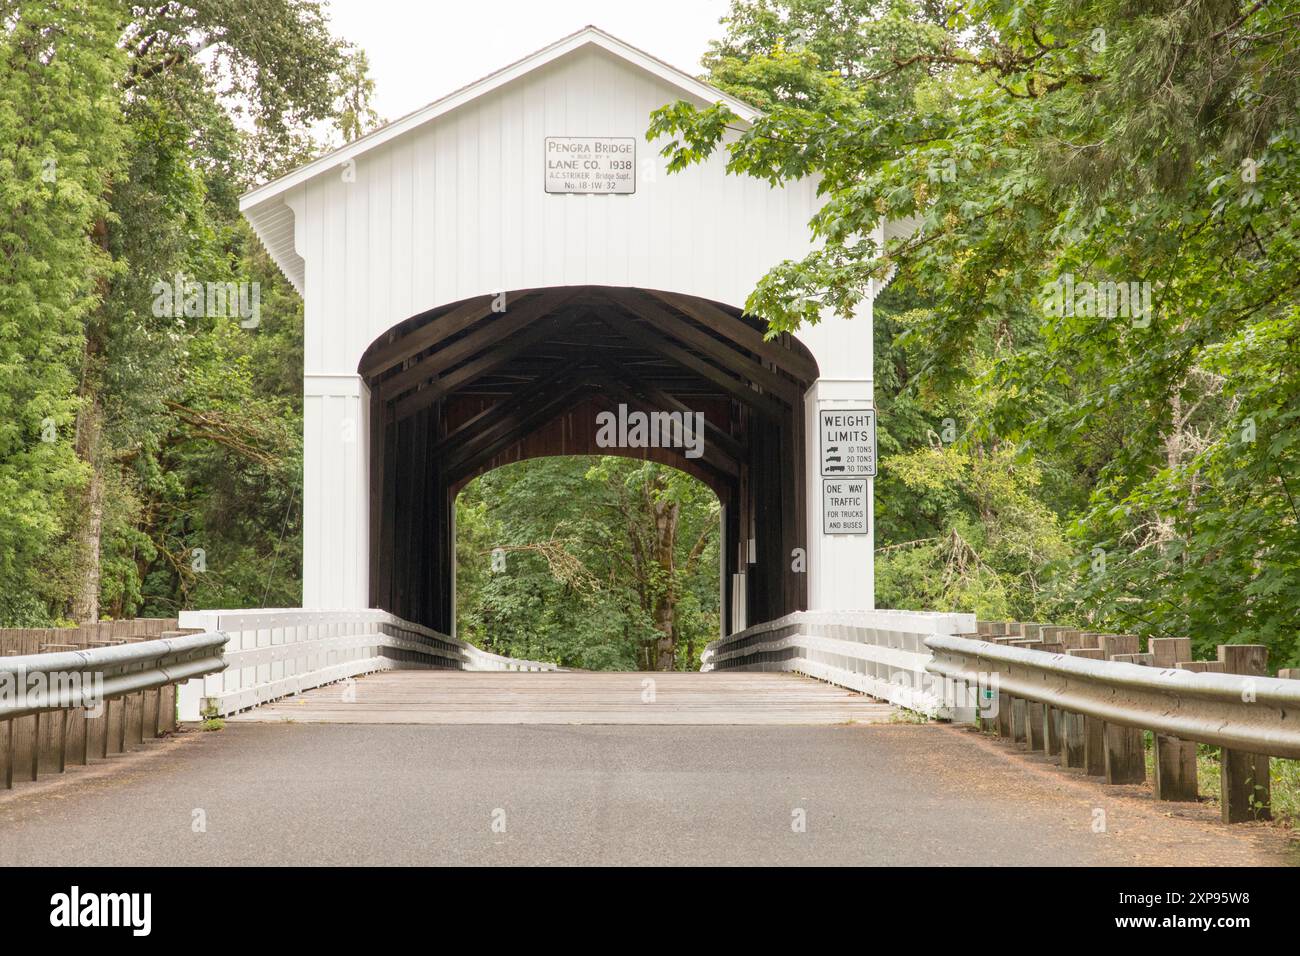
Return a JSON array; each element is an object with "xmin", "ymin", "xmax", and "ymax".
[
  {"xmin": 652, "ymin": 0, "xmax": 1300, "ymax": 665},
  {"xmin": 456, "ymin": 457, "xmax": 720, "ymax": 671},
  {"xmin": 0, "ymin": 0, "xmax": 375, "ymax": 624}
]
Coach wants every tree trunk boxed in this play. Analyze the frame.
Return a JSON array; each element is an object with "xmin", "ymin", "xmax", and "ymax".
[
  {"xmin": 72, "ymin": 220, "xmax": 109, "ymax": 625},
  {"xmin": 651, "ymin": 493, "xmax": 680, "ymax": 670},
  {"xmin": 71, "ymin": 397, "xmax": 104, "ymax": 623}
]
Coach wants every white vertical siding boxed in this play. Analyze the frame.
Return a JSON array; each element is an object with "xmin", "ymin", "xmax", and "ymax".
[
  {"xmin": 287, "ymin": 40, "xmax": 875, "ymax": 611},
  {"xmin": 290, "ymin": 45, "xmax": 857, "ymax": 377}
]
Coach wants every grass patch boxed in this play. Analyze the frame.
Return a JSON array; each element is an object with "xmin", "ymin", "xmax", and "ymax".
[{"xmin": 1140, "ymin": 733, "xmax": 1299, "ymax": 827}]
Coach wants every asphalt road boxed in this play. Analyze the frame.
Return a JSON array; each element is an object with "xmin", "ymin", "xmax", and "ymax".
[{"xmin": 1, "ymin": 721, "xmax": 1294, "ymax": 866}]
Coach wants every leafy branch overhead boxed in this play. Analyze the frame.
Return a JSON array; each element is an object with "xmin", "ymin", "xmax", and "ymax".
[{"xmin": 650, "ymin": 0, "xmax": 1299, "ymax": 666}]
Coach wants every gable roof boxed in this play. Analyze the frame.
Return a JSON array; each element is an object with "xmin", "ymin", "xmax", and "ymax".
[{"xmin": 240, "ymin": 25, "xmax": 756, "ymax": 213}]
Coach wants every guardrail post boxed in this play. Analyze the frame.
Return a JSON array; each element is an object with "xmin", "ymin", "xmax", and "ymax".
[
  {"xmin": 1026, "ymin": 701, "xmax": 1046, "ymax": 751},
  {"xmin": 1103, "ymin": 723, "xmax": 1146, "ymax": 784},
  {"xmin": 149, "ymin": 688, "xmax": 161, "ymax": 738},
  {"xmin": 1083, "ymin": 716, "xmax": 1106, "ymax": 775},
  {"xmin": 1010, "ymin": 697, "xmax": 1028, "ymax": 745},
  {"xmin": 29, "ymin": 712, "xmax": 40, "ymax": 781},
  {"xmin": 1149, "ymin": 637, "xmax": 1192, "ymax": 669},
  {"xmin": 1220, "ymin": 749, "xmax": 1271, "ymax": 823},
  {"xmin": 1153, "ymin": 733, "xmax": 1198, "ymax": 802},
  {"xmin": 996, "ymin": 692, "xmax": 1012, "ymax": 737},
  {"xmin": 58, "ymin": 709, "xmax": 69, "ymax": 773},
  {"xmin": 101, "ymin": 698, "xmax": 112, "ymax": 758},
  {"xmin": 163, "ymin": 684, "xmax": 177, "ymax": 733},
  {"xmin": 2, "ymin": 719, "xmax": 12, "ymax": 789},
  {"xmin": 1217, "ymin": 644, "xmax": 1271, "ymax": 822},
  {"xmin": 78, "ymin": 709, "xmax": 90, "ymax": 766},
  {"xmin": 1099, "ymin": 634, "xmax": 1139, "ymax": 659},
  {"xmin": 1061, "ymin": 712, "xmax": 1085, "ymax": 768},
  {"xmin": 130, "ymin": 691, "xmax": 145, "ymax": 746},
  {"xmin": 1044, "ymin": 705, "xmax": 1062, "ymax": 757}
]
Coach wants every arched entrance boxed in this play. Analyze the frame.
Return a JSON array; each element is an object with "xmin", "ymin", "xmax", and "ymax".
[
  {"xmin": 240, "ymin": 26, "xmax": 877, "ymax": 627},
  {"xmin": 359, "ymin": 285, "xmax": 817, "ymax": 634}
]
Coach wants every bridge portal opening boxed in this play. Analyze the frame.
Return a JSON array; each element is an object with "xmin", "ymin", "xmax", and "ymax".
[
  {"xmin": 358, "ymin": 286, "xmax": 818, "ymax": 638},
  {"xmin": 455, "ymin": 456, "xmax": 721, "ymax": 670}
]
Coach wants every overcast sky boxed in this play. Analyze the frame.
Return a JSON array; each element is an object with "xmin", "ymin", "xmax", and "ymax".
[{"xmin": 324, "ymin": 0, "xmax": 733, "ymax": 123}]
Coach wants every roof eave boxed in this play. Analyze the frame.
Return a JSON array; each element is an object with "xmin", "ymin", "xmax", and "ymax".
[{"xmin": 239, "ymin": 26, "xmax": 757, "ymax": 213}]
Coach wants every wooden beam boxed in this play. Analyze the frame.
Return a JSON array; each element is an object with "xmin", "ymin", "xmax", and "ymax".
[
  {"xmin": 441, "ymin": 366, "xmax": 593, "ymax": 472},
  {"xmin": 360, "ymin": 294, "xmax": 500, "ymax": 379},
  {"xmin": 392, "ymin": 311, "xmax": 583, "ymax": 421},
  {"xmin": 592, "ymin": 374, "xmax": 740, "ymax": 479},
  {"xmin": 610, "ymin": 289, "xmax": 802, "ymax": 406},
  {"xmin": 448, "ymin": 380, "xmax": 600, "ymax": 483},
  {"xmin": 431, "ymin": 357, "xmax": 589, "ymax": 461},
  {"xmin": 649, "ymin": 290, "xmax": 820, "ymax": 383},
  {"xmin": 589, "ymin": 355, "xmax": 747, "ymax": 463},
  {"xmin": 379, "ymin": 290, "xmax": 579, "ymax": 401},
  {"xmin": 591, "ymin": 311, "xmax": 786, "ymax": 422}
]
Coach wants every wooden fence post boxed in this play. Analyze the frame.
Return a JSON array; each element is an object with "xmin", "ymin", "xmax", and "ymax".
[
  {"xmin": 1149, "ymin": 637, "xmax": 1192, "ymax": 669},
  {"xmin": 1217, "ymin": 644, "xmax": 1271, "ymax": 822},
  {"xmin": 1083, "ymin": 716, "xmax": 1106, "ymax": 776},
  {"xmin": 1026, "ymin": 701, "xmax": 1046, "ymax": 751},
  {"xmin": 1099, "ymin": 634, "xmax": 1140, "ymax": 658},
  {"xmin": 1010, "ymin": 697, "xmax": 1028, "ymax": 745},
  {"xmin": 997, "ymin": 692, "xmax": 1012, "ymax": 737},
  {"xmin": 29, "ymin": 712, "xmax": 40, "ymax": 781},
  {"xmin": 58, "ymin": 709, "xmax": 69, "ymax": 773},
  {"xmin": 1104, "ymin": 723, "xmax": 1146, "ymax": 784},
  {"xmin": 101, "ymin": 698, "xmax": 114, "ymax": 759},
  {"xmin": 1044, "ymin": 705, "xmax": 1062, "ymax": 757},
  {"xmin": 162, "ymin": 684, "xmax": 177, "ymax": 733},
  {"xmin": 1061, "ymin": 712, "xmax": 1086, "ymax": 769},
  {"xmin": 1221, "ymin": 750, "xmax": 1271, "ymax": 823},
  {"xmin": 79, "ymin": 708, "xmax": 90, "ymax": 765},
  {"xmin": 1153, "ymin": 733, "xmax": 1199, "ymax": 801},
  {"xmin": 2, "ymin": 719, "xmax": 12, "ymax": 790}
]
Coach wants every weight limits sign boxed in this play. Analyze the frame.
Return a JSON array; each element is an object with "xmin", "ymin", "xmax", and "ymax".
[
  {"xmin": 819, "ymin": 408, "xmax": 876, "ymax": 477},
  {"xmin": 545, "ymin": 137, "xmax": 635, "ymax": 194},
  {"xmin": 820, "ymin": 408, "xmax": 874, "ymax": 535}
]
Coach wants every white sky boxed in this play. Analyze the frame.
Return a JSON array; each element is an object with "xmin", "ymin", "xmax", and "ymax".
[{"xmin": 324, "ymin": 0, "xmax": 733, "ymax": 123}]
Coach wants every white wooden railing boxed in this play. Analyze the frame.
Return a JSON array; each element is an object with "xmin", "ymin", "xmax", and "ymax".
[
  {"xmin": 702, "ymin": 609, "xmax": 979, "ymax": 720},
  {"xmin": 177, "ymin": 608, "xmax": 557, "ymax": 718}
]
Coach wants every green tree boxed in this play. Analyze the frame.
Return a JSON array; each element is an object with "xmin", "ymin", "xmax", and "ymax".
[
  {"xmin": 652, "ymin": 0, "xmax": 1300, "ymax": 663},
  {"xmin": 0, "ymin": 0, "xmax": 377, "ymax": 625},
  {"xmin": 0, "ymin": 1, "xmax": 126, "ymax": 624},
  {"xmin": 456, "ymin": 457, "xmax": 720, "ymax": 671}
]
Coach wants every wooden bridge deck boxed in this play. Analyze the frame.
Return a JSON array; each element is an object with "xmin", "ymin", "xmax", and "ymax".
[{"xmin": 225, "ymin": 671, "xmax": 896, "ymax": 725}]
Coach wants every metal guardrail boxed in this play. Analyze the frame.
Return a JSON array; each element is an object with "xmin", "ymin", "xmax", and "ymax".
[
  {"xmin": 702, "ymin": 610, "xmax": 977, "ymax": 719},
  {"xmin": 178, "ymin": 609, "xmax": 558, "ymax": 718},
  {"xmin": 926, "ymin": 634, "xmax": 1300, "ymax": 758},
  {"xmin": 925, "ymin": 633, "xmax": 1299, "ymax": 823},
  {"xmin": 1, "ymin": 632, "xmax": 229, "ymax": 789}
]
